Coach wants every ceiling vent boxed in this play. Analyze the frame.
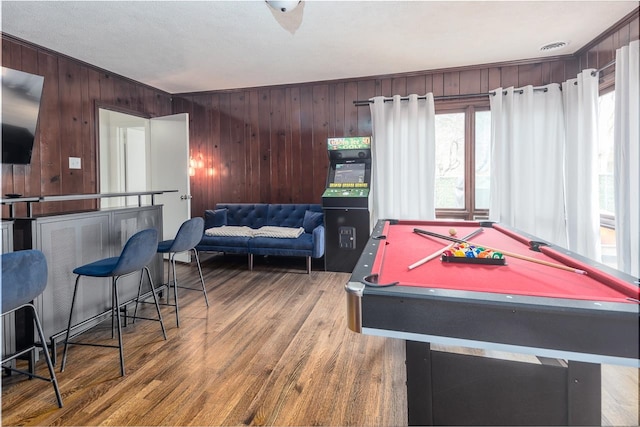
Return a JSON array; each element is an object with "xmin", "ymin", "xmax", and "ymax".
[{"xmin": 540, "ymin": 41, "xmax": 568, "ymax": 52}]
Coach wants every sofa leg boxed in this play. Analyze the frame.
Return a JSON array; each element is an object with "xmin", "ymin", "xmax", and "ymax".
[
  {"xmin": 307, "ymin": 256, "xmax": 311, "ymax": 274},
  {"xmin": 249, "ymin": 254, "xmax": 253, "ymax": 271}
]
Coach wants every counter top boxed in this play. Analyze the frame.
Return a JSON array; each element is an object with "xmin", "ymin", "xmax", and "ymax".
[{"xmin": 1, "ymin": 190, "xmax": 178, "ymax": 218}]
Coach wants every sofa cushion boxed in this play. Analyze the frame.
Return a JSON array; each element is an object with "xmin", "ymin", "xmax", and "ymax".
[
  {"xmin": 205, "ymin": 225, "xmax": 254, "ymax": 237},
  {"xmin": 265, "ymin": 204, "xmax": 321, "ymax": 228},
  {"xmin": 266, "ymin": 204, "xmax": 305, "ymax": 228},
  {"xmin": 252, "ymin": 226, "xmax": 305, "ymax": 238},
  {"xmin": 197, "ymin": 235, "xmax": 252, "ymax": 254},
  {"xmin": 249, "ymin": 234, "xmax": 314, "ymax": 257},
  {"xmin": 204, "ymin": 208, "xmax": 227, "ymax": 229},
  {"xmin": 303, "ymin": 210, "xmax": 323, "ymax": 233},
  {"xmin": 217, "ymin": 204, "xmax": 268, "ymax": 228}
]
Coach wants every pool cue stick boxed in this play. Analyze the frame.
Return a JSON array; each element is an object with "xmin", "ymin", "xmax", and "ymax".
[
  {"xmin": 408, "ymin": 228, "xmax": 484, "ymax": 270},
  {"xmin": 413, "ymin": 228, "xmax": 587, "ymax": 275}
]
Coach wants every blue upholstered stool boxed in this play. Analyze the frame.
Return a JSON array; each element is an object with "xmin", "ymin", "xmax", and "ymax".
[
  {"xmin": 152, "ymin": 217, "xmax": 208, "ymax": 327},
  {"xmin": 60, "ymin": 228, "xmax": 166, "ymax": 377},
  {"xmin": 1, "ymin": 249, "xmax": 63, "ymax": 408}
]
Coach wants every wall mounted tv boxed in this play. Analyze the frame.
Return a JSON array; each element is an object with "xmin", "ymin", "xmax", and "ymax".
[{"xmin": 2, "ymin": 66, "xmax": 45, "ymax": 164}]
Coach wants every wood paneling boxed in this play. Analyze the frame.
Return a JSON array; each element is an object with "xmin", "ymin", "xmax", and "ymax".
[
  {"xmin": 2, "ymin": 9, "xmax": 637, "ymax": 218},
  {"xmin": 1, "ymin": 35, "xmax": 172, "ymax": 217},
  {"xmin": 577, "ymin": 8, "xmax": 639, "ymax": 80},
  {"xmin": 175, "ymin": 56, "xmax": 584, "ymax": 216}
]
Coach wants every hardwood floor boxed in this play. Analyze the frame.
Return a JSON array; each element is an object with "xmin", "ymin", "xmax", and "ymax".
[{"xmin": 2, "ymin": 254, "xmax": 638, "ymax": 426}]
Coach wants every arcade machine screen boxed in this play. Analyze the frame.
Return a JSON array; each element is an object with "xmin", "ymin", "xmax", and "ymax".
[{"xmin": 334, "ymin": 163, "xmax": 365, "ymax": 184}]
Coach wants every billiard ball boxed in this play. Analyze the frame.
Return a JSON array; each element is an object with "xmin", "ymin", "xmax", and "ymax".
[{"xmin": 449, "ymin": 228, "xmax": 457, "ymax": 236}]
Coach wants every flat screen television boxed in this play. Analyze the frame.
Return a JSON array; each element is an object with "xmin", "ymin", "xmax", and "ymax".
[{"xmin": 2, "ymin": 66, "xmax": 45, "ymax": 164}]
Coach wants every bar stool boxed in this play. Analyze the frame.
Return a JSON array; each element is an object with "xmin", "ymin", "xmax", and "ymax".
[
  {"xmin": 150, "ymin": 217, "xmax": 208, "ymax": 327},
  {"xmin": 60, "ymin": 228, "xmax": 166, "ymax": 377},
  {"xmin": 1, "ymin": 249, "xmax": 63, "ymax": 408}
]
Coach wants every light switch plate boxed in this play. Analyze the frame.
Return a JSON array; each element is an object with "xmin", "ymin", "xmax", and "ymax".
[{"xmin": 69, "ymin": 157, "xmax": 81, "ymax": 169}]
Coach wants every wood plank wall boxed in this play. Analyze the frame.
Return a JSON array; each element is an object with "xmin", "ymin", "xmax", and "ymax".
[
  {"xmin": 1, "ymin": 9, "xmax": 637, "ymax": 218},
  {"xmin": 1, "ymin": 35, "xmax": 172, "ymax": 217},
  {"xmin": 577, "ymin": 10, "xmax": 640, "ymax": 81},
  {"xmin": 175, "ymin": 58, "xmax": 583, "ymax": 217},
  {"xmin": 175, "ymin": 11, "xmax": 639, "ymax": 219}
]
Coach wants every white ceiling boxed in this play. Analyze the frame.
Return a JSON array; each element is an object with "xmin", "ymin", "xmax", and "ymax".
[{"xmin": 2, "ymin": 1, "xmax": 638, "ymax": 94}]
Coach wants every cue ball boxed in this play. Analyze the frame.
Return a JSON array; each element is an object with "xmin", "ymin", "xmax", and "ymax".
[{"xmin": 449, "ymin": 228, "xmax": 457, "ymax": 236}]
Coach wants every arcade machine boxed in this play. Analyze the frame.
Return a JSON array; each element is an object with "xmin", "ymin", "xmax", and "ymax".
[{"xmin": 322, "ymin": 136, "xmax": 371, "ymax": 272}]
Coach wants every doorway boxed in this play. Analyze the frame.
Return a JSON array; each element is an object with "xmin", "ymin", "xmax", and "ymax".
[
  {"xmin": 98, "ymin": 108, "xmax": 150, "ymax": 208},
  {"xmin": 97, "ymin": 107, "xmax": 192, "ymax": 251}
]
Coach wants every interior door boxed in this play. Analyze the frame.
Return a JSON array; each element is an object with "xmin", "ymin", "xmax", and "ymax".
[{"xmin": 150, "ymin": 113, "xmax": 191, "ymax": 262}]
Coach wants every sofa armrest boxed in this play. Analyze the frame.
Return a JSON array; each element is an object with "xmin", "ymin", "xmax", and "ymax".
[{"xmin": 312, "ymin": 225, "xmax": 325, "ymax": 258}]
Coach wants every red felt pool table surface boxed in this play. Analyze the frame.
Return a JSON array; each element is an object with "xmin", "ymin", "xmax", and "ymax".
[{"xmin": 371, "ymin": 220, "xmax": 638, "ymax": 303}]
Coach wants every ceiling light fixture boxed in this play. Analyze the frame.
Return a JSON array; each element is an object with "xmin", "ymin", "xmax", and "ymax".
[
  {"xmin": 266, "ymin": 1, "xmax": 301, "ymax": 13},
  {"xmin": 539, "ymin": 41, "xmax": 568, "ymax": 52}
]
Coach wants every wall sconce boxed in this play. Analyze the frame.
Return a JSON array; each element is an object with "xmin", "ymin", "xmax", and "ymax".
[
  {"xmin": 189, "ymin": 157, "xmax": 196, "ymax": 176},
  {"xmin": 189, "ymin": 152, "xmax": 214, "ymax": 177}
]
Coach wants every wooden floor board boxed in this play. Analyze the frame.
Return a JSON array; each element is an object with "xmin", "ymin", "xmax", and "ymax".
[{"xmin": 2, "ymin": 253, "xmax": 638, "ymax": 426}]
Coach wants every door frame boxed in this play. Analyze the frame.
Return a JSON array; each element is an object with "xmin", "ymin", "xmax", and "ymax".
[{"xmin": 94, "ymin": 102, "xmax": 152, "ymax": 196}]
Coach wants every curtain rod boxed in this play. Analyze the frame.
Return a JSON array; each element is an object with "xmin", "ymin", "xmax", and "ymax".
[
  {"xmin": 353, "ymin": 87, "xmax": 550, "ymax": 106},
  {"xmin": 591, "ymin": 59, "xmax": 616, "ymax": 76},
  {"xmin": 353, "ymin": 92, "xmax": 487, "ymax": 106},
  {"xmin": 353, "ymin": 61, "xmax": 617, "ymax": 106}
]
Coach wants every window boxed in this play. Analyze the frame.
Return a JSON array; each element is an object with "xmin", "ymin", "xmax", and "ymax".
[
  {"xmin": 598, "ymin": 90, "xmax": 616, "ymax": 219},
  {"xmin": 433, "ymin": 92, "xmax": 617, "ymax": 267},
  {"xmin": 434, "ymin": 104, "xmax": 490, "ymax": 220},
  {"xmin": 597, "ymin": 89, "xmax": 616, "ymax": 268},
  {"xmin": 475, "ymin": 111, "xmax": 491, "ymax": 210},
  {"xmin": 435, "ymin": 112, "xmax": 465, "ymax": 209}
]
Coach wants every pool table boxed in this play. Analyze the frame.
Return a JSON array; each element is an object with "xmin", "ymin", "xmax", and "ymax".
[{"xmin": 346, "ymin": 220, "xmax": 639, "ymax": 426}]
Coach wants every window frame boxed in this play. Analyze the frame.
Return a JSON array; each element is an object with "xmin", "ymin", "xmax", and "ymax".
[{"xmin": 434, "ymin": 98, "xmax": 490, "ymax": 220}]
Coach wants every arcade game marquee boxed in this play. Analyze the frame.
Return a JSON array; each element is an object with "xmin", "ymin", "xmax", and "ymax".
[{"xmin": 322, "ymin": 136, "xmax": 372, "ymax": 272}]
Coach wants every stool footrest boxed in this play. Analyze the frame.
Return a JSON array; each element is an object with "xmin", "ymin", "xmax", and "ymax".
[
  {"xmin": 175, "ymin": 285, "xmax": 206, "ymax": 292},
  {"xmin": 62, "ymin": 341, "xmax": 120, "ymax": 349},
  {"xmin": 2, "ymin": 365, "xmax": 58, "ymax": 383},
  {"xmin": 124, "ymin": 314, "xmax": 165, "ymax": 323}
]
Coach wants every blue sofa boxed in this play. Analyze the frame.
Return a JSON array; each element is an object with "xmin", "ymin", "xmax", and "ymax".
[{"xmin": 196, "ymin": 203, "xmax": 325, "ymax": 273}]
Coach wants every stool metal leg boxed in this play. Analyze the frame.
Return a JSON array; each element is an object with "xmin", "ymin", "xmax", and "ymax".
[
  {"xmin": 31, "ymin": 305, "xmax": 63, "ymax": 407},
  {"xmin": 193, "ymin": 249, "xmax": 209, "ymax": 307},
  {"xmin": 132, "ymin": 269, "xmax": 145, "ymax": 324},
  {"xmin": 111, "ymin": 281, "xmax": 116, "ymax": 338},
  {"xmin": 60, "ymin": 275, "xmax": 81, "ymax": 372},
  {"xmin": 144, "ymin": 266, "xmax": 167, "ymax": 340},
  {"xmin": 171, "ymin": 253, "xmax": 180, "ymax": 327},
  {"xmin": 113, "ymin": 277, "xmax": 125, "ymax": 376},
  {"xmin": 131, "ymin": 267, "xmax": 168, "ymax": 337}
]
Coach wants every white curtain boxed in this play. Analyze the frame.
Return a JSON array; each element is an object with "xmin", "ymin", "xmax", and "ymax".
[
  {"xmin": 614, "ymin": 39, "xmax": 640, "ymax": 277},
  {"xmin": 369, "ymin": 94, "xmax": 436, "ymax": 224},
  {"xmin": 489, "ymin": 85, "xmax": 568, "ymax": 247},
  {"xmin": 562, "ymin": 69, "xmax": 601, "ymax": 260}
]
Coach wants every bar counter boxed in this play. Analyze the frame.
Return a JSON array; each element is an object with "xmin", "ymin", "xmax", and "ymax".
[{"xmin": 1, "ymin": 191, "xmax": 176, "ymax": 361}]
